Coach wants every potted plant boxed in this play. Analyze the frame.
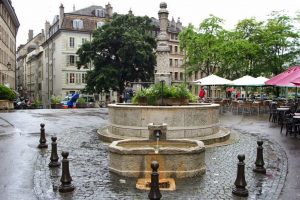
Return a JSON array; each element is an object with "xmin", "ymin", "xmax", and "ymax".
[
  {"xmin": 76, "ymin": 97, "xmax": 87, "ymax": 108},
  {"xmin": 0, "ymin": 84, "xmax": 16, "ymax": 109},
  {"xmin": 31, "ymin": 98, "xmax": 42, "ymax": 109},
  {"xmin": 50, "ymin": 95, "xmax": 62, "ymax": 109}
]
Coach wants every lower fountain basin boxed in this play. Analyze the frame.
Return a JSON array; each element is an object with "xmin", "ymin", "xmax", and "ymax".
[{"xmin": 108, "ymin": 139, "xmax": 206, "ymax": 178}]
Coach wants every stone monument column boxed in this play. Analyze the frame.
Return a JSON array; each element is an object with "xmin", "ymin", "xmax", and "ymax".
[{"xmin": 155, "ymin": 2, "xmax": 171, "ymax": 85}]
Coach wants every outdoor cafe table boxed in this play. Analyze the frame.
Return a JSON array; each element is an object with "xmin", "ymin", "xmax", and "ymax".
[
  {"xmin": 277, "ymin": 107, "xmax": 290, "ymax": 125},
  {"xmin": 293, "ymin": 115, "xmax": 300, "ymax": 137}
]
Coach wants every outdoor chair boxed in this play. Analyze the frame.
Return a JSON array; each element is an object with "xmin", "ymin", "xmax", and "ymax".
[
  {"xmin": 251, "ymin": 101, "xmax": 263, "ymax": 114},
  {"xmin": 269, "ymin": 103, "xmax": 278, "ymax": 122},
  {"xmin": 279, "ymin": 110, "xmax": 293, "ymax": 134},
  {"xmin": 231, "ymin": 101, "xmax": 242, "ymax": 114},
  {"xmin": 241, "ymin": 101, "xmax": 252, "ymax": 115}
]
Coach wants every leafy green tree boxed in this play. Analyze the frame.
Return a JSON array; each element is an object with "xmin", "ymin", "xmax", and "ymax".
[
  {"xmin": 260, "ymin": 12, "xmax": 300, "ymax": 75},
  {"xmin": 179, "ymin": 15, "xmax": 225, "ymax": 76},
  {"xmin": 218, "ymin": 18, "xmax": 263, "ymax": 79},
  {"xmin": 77, "ymin": 14, "xmax": 156, "ymax": 95}
]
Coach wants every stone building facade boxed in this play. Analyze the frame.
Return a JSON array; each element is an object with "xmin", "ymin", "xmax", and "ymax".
[
  {"xmin": 16, "ymin": 31, "xmax": 45, "ymax": 101},
  {"xmin": 0, "ymin": 0, "xmax": 19, "ymax": 89},
  {"xmin": 41, "ymin": 3, "xmax": 113, "ymax": 107}
]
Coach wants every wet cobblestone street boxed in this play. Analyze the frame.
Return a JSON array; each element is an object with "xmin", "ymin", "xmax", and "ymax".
[
  {"xmin": 0, "ymin": 109, "xmax": 291, "ymax": 199},
  {"xmin": 32, "ymin": 115, "xmax": 287, "ymax": 200}
]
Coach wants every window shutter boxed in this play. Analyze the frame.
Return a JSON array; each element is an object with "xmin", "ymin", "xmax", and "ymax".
[
  {"xmin": 66, "ymin": 73, "xmax": 68, "ymax": 84},
  {"xmin": 66, "ymin": 55, "xmax": 69, "ymax": 66}
]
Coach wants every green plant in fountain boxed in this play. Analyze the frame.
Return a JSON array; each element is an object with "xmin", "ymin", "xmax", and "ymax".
[{"xmin": 132, "ymin": 83, "xmax": 197, "ymax": 105}]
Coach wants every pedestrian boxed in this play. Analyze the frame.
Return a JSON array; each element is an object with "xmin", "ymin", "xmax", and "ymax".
[
  {"xmin": 236, "ymin": 90, "xmax": 241, "ymax": 99},
  {"xmin": 198, "ymin": 86, "xmax": 205, "ymax": 101}
]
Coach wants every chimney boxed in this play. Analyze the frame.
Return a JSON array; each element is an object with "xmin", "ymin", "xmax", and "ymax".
[
  {"xmin": 176, "ymin": 17, "xmax": 182, "ymax": 30},
  {"xmin": 73, "ymin": 4, "xmax": 75, "ymax": 12},
  {"xmin": 105, "ymin": 3, "xmax": 113, "ymax": 18},
  {"xmin": 45, "ymin": 21, "xmax": 50, "ymax": 39},
  {"xmin": 28, "ymin": 29, "xmax": 33, "ymax": 42},
  {"xmin": 41, "ymin": 29, "xmax": 45, "ymax": 41},
  {"xmin": 59, "ymin": 4, "xmax": 64, "ymax": 28},
  {"xmin": 171, "ymin": 17, "xmax": 175, "ymax": 27}
]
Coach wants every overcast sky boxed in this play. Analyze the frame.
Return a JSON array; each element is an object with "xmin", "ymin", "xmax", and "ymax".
[{"xmin": 13, "ymin": 0, "xmax": 300, "ymax": 46}]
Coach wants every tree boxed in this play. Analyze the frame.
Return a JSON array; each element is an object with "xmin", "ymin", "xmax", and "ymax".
[
  {"xmin": 218, "ymin": 18, "xmax": 263, "ymax": 79},
  {"xmin": 260, "ymin": 12, "xmax": 300, "ymax": 75},
  {"xmin": 76, "ymin": 14, "xmax": 156, "ymax": 95},
  {"xmin": 179, "ymin": 15, "xmax": 225, "ymax": 76}
]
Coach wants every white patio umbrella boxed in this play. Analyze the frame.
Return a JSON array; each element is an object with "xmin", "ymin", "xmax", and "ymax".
[
  {"xmin": 254, "ymin": 76, "xmax": 269, "ymax": 86},
  {"xmin": 232, "ymin": 75, "xmax": 257, "ymax": 86},
  {"xmin": 194, "ymin": 74, "xmax": 233, "ymax": 85}
]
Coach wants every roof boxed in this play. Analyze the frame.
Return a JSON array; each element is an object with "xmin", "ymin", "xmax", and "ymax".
[{"xmin": 70, "ymin": 5, "xmax": 105, "ymax": 16}]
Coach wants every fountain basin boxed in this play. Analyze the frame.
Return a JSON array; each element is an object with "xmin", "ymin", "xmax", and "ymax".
[
  {"xmin": 106, "ymin": 103, "xmax": 220, "ymax": 140},
  {"xmin": 108, "ymin": 139, "xmax": 206, "ymax": 178}
]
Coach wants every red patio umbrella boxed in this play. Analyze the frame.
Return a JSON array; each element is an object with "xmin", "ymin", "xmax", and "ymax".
[
  {"xmin": 265, "ymin": 66, "xmax": 300, "ymax": 87},
  {"xmin": 291, "ymin": 77, "xmax": 300, "ymax": 86}
]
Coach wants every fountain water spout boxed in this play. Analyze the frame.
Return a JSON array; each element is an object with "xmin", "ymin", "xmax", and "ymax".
[{"xmin": 154, "ymin": 130, "xmax": 162, "ymax": 154}]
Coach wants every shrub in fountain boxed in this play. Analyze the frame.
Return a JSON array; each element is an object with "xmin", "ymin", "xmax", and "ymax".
[{"xmin": 132, "ymin": 83, "xmax": 197, "ymax": 106}]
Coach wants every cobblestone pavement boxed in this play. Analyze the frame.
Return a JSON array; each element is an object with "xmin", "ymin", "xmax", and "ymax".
[{"xmin": 32, "ymin": 111, "xmax": 288, "ymax": 199}]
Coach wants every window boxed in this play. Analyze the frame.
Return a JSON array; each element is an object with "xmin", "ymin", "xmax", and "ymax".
[
  {"xmin": 180, "ymin": 73, "xmax": 183, "ymax": 80},
  {"xmin": 169, "ymin": 59, "xmax": 172, "ymax": 67},
  {"xmin": 82, "ymin": 73, "xmax": 87, "ymax": 84},
  {"xmin": 69, "ymin": 55, "xmax": 75, "ymax": 66},
  {"xmin": 175, "ymin": 59, "xmax": 178, "ymax": 67},
  {"xmin": 171, "ymin": 34, "xmax": 174, "ymax": 40},
  {"xmin": 175, "ymin": 46, "xmax": 178, "ymax": 53},
  {"xmin": 175, "ymin": 72, "xmax": 178, "ymax": 80},
  {"xmin": 95, "ymin": 9, "xmax": 105, "ymax": 17},
  {"xmin": 97, "ymin": 21, "xmax": 105, "ymax": 28},
  {"xmin": 73, "ymin": 19, "xmax": 83, "ymax": 29},
  {"xmin": 82, "ymin": 38, "xmax": 88, "ymax": 44},
  {"xmin": 169, "ymin": 45, "xmax": 172, "ymax": 53},
  {"xmin": 69, "ymin": 37, "xmax": 75, "ymax": 48},
  {"xmin": 69, "ymin": 73, "xmax": 75, "ymax": 83},
  {"xmin": 178, "ymin": 59, "xmax": 183, "ymax": 66}
]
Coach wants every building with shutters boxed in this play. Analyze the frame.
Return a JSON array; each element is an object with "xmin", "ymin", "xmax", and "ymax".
[
  {"xmin": 0, "ymin": 0, "xmax": 19, "ymax": 89},
  {"xmin": 40, "ymin": 3, "xmax": 113, "ymax": 107}
]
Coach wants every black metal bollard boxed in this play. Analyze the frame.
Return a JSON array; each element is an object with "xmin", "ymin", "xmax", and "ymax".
[
  {"xmin": 59, "ymin": 151, "xmax": 75, "ymax": 193},
  {"xmin": 148, "ymin": 161, "xmax": 162, "ymax": 200},
  {"xmin": 38, "ymin": 123, "xmax": 48, "ymax": 148},
  {"xmin": 49, "ymin": 137, "xmax": 61, "ymax": 167},
  {"xmin": 253, "ymin": 140, "xmax": 266, "ymax": 174},
  {"xmin": 232, "ymin": 154, "xmax": 248, "ymax": 197}
]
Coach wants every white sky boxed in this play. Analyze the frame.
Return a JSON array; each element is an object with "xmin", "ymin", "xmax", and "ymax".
[{"xmin": 12, "ymin": 0, "xmax": 300, "ymax": 46}]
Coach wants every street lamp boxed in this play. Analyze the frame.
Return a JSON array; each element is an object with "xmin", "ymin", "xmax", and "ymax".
[{"xmin": 7, "ymin": 62, "xmax": 12, "ymax": 71}]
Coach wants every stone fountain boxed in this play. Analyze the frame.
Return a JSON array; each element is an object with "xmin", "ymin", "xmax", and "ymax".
[
  {"xmin": 102, "ymin": 2, "xmax": 231, "ymax": 191},
  {"xmin": 98, "ymin": 2, "xmax": 230, "ymax": 145}
]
